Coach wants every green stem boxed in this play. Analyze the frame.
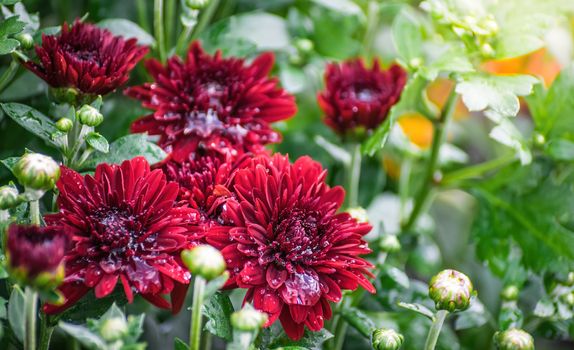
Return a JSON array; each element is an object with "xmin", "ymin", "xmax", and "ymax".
[
  {"xmin": 24, "ymin": 287, "xmax": 38, "ymax": 350},
  {"xmin": 362, "ymin": 0, "xmax": 379, "ymax": 60},
  {"xmin": 154, "ymin": 0, "xmax": 167, "ymax": 62},
  {"xmin": 424, "ymin": 310, "xmax": 448, "ymax": 350},
  {"xmin": 0, "ymin": 59, "xmax": 19, "ymax": 93},
  {"xmin": 175, "ymin": 21, "xmax": 196, "ymax": 56},
  {"xmin": 165, "ymin": 0, "xmax": 176, "ymax": 49},
  {"xmin": 402, "ymin": 88, "xmax": 457, "ymax": 232},
  {"xmin": 190, "ymin": 0, "xmax": 221, "ymax": 41},
  {"xmin": 441, "ymin": 153, "xmax": 516, "ymax": 186},
  {"xmin": 189, "ymin": 276, "xmax": 206, "ymax": 350},
  {"xmin": 136, "ymin": 0, "xmax": 151, "ymax": 33},
  {"xmin": 345, "ymin": 143, "xmax": 362, "ymax": 208},
  {"xmin": 30, "ymin": 200, "xmax": 40, "ymax": 226},
  {"xmin": 38, "ymin": 315, "xmax": 54, "ymax": 350}
]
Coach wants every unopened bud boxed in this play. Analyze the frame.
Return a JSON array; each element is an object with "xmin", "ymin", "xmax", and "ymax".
[
  {"xmin": 181, "ymin": 245, "xmax": 226, "ymax": 280},
  {"xmin": 77, "ymin": 105, "xmax": 103, "ymax": 127},
  {"xmin": 56, "ymin": 118, "xmax": 74, "ymax": 132},
  {"xmin": 380, "ymin": 235, "xmax": 401, "ymax": 253},
  {"xmin": 371, "ymin": 328, "xmax": 404, "ymax": 350},
  {"xmin": 501, "ymin": 285, "xmax": 519, "ymax": 301},
  {"xmin": 0, "ymin": 186, "xmax": 21, "ymax": 210},
  {"xmin": 429, "ymin": 269, "xmax": 474, "ymax": 312},
  {"xmin": 185, "ymin": 0, "xmax": 210, "ymax": 10},
  {"xmin": 565, "ymin": 272, "xmax": 574, "ymax": 287},
  {"xmin": 100, "ymin": 317, "xmax": 128, "ymax": 341},
  {"xmin": 348, "ymin": 207, "xmax": 368, "ymax": 223},
  {"xmin": 494, "ymin": 328, "xmax": 534, "ymax": 350},
  {"xmin": 231, "ymin": 306, "xmax": 268, "ymax": 332},
  {"xmin": 294, "ymin": 38, "xmax": 314, "ymax": 53},
  {"xmin": 15, "ymin": 33, "xmax": 34, "ymax": 50},
  {"xmin": 13, "ymin": 153, "xmax": 60, "ymax": 191},
  {"xmin": 480, "ymin": 43, "xmax": 495, "ymax": 58}
]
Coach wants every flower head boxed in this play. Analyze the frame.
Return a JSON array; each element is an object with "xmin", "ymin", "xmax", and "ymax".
[
  {"xmin": 181, "ymin": 245, "xmax": 226, "ymax": 281},
  {"xmin": 14, "ymin": 153, "xmax": 60, "ymax": 192},
  {"xmin": 429, "ymin": 269, "xmax": 474, "ymax": 312},
  {"xmin": 318, "ymin": 59, "xmax": 407, "ymax": 136},
  {"xmin": 371, "ymin": 328, "xmax": 404, "ymax": 350},
  {"xmin": 0, "ymin": 186, "xmax": 21, "ymax": 210},
  {"xmin": 494, "ymin": 328, "xmax": 534, "ymax": 350},
  {"xmin": 210, "ymin": 154, "xmax": 374, "ymax": 340},
  {"xmin": 43, "ymin": 157, "xmax": 201, "ymax": 314},
  {"xmin": 7, "ymin": 224, "xmax": 69, "ymax": 289},
  {"xmin": 126, "ymin": 41, "xmax": 296, "ymax": 157},
  {"xmin": 23, "ymin": 20, "xmax": 148, "ymax": 99},
  {"xmin": 231, "ymin": 305, "xmax": 268, "ymax": 332}
]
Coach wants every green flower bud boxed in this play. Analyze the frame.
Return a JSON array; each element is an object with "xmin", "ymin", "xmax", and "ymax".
[
  {"xmin": 409, "ymin": 57, "xmax": 423, "ymax": 69},
  {"xmin": 13, "ymin": 153, "xmax": 60, "ymax": 191},
  {"xmin": 348, "ymin": 207, "xmax": 368, "ymax": 223},
  {"xmin": 371, "ymin": 328, "xmax": 404, "ymax": 350},
  {"xmin": 494, "ymin": 328, "xmax": 534, "ymax": 350},
  {"xmin": 379, "ymin": 235, "xmax": 401, "ymax": 253},
  {"xmin": 480, "ymin": 43, "xmax": 495, "ymax": 58},
  {"xmin": 15, "ymin": 33, "xmax": 34, "ymax": 50},
  {"xmin": 429, "ymin": 269, "xmax": 474, "ymax": 312},
  {"xmin": 501, "ymin": 285, "xmax": 520, "ymax": 301},
  {"xmin": 181, "ymin": 245, "xmax": 226, "ymax": 280},
  {"xmin": 0, "ymin": 186, "xmax": 21, "ymax": 210},
  {"xmin": 185, "ymin": 0, "xmax": 210, "ymax": 10},
  {"xmin": 100, "ymin": 317, "xmax": 129, "ymax": 341},
  {"xmin": 77, "ymin": 105, "xmax": 103, "ymax": 127},
  {"xmin": 565, "ymin": 272, "xmax": 574, "ymax": 287},
  {"xmin": 563, "ymin": 292, "xmax": 574, "ymax": 307},
  {"xmin": 294, "ymin": 38, "xmax": 314, "ymax": 53},
  {"xmin": 231, "ymin": 306, "xmax": 268, "ymax": 331},
  {"xmin": 49, "ymin": 87, "xmax": 80, "ymax": 105},
  {"xmin": 56, "ymin": 118, "xmax": 74, "ymax": 132}
]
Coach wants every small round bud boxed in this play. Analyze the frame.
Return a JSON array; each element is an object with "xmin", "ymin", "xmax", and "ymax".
[
  {"xmin": 379, "ymin": 235, "xmax": 401, "ymax": 253},
  {"xmin": 185, "ymin": 0, "xmax": 210, "ymax": 10},
  {"xmin": 533, "ymin": 132, "xmax": 545, "ymax": 146},
  {"xmin": 13, "ymin": 153, "xmax": 60, "ymax": 191},
  {"xmin": 100, "ymin": 317, "xmax": 128, "ymax": 341},
  {"xmin": 429, "ymin": 269, "xmax": 474, "ymax": 312},
  {"xmin": 56, "ymin": 118, "xmax": 74, "ymax": 132},
  {"xmin": 294, "ymin": 38, "xmax": 314, "ymax": 53},
  {"xmin": 563, "ymin": 292, "xmax": 574, "ymax": 307},
  {"xmin": 15, "ymin": 33, "xmax": 34, "ymax": 50},
  {"xmin": 181, "ymin": 245, "xmax": 226, "ymax": 280},
  {"xmin": 77, "ymin": 105, "xmax": 103, "ymax": 127},
  {"xmin": 565, "ymin": 272, "xmax": 574, "ymax": 287},
  {"xmin": 501, "ymin": 285, "xmax": 520, "ymax": 301},
  {"xmin": 480, "ymin": 43, "xmax": 495, "ymax": 58},
  {"xmin": 494, "ymin": 328, "xmax": 534, "ymax": 350},
  {"xmin": 347, "ymin": 207, "xmax": 368, "ymax": 223},
  {"xmin": 231, "ymin": 307, "xmax": 268, "ymax": 331},
  {"xmin": 0, "ymin": 186, "xmax": 21, "ymax": 210},
  {"xmin": 482, "ymin": 15, "xmax": 499, "ymax": 34},
  {"xmin": 371, "ymin": 328, "xmax": 404, "ymax": 350},
  {"xmin": 409, "ymin": 57, "xmax": 423, "ymax": 69}
]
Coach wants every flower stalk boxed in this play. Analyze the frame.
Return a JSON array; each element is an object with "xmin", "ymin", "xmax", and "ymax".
[
  {"xmin": 402, "ymin": 87, "xmax": 457, "ymax": 232},
  {"xmin": 189, "ymin": 276, "xmax": 206, "ymax": 350},
  {"xmin": 345, "ymin": 143, "xmax": 362, "ymax": 208},
  {"xmin": 24, "ymin": 287, "xmax": 38, "ymax": 350},
  {"xmin": 154, "ymin": 0, "xmax": 166, "ymax": 62},
  {"xmin": 424, "ymin": 310, "xmax": 448, "ymax": 350}
]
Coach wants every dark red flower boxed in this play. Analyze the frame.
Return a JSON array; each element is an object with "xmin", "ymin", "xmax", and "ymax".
[
  {"xmin": 43, "ymin": 157, "xmax": 201, "ymax": 314},
  {"xmin": 208, "ymin": 154, "xmax": 375, "ymax": 340},
  {"xmin": 318, "ymin": 59, "xmax": 407, "ymax": 135},
  {"xmin": 7, "ymin": 224, "xmax": 69, "ymax": 285},
  {"xmin": 126, "ymin": 41, "xmax": 297, "ymax": 158},
  {"xmin": 23, "ymin": 20, "xmax": 148, "ymax": 96}
]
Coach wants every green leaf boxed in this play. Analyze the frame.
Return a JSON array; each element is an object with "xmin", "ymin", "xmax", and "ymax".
[
  {"xmin": 1, "ymin": 103, "xmax": 58, "ymax": 147},
  {"xmin": 174, "ymin": 338, "xmax": 190, "ymax": 350},
  {"xmin": 456, "ymin": 73, "xmax": 539, "ymax": 119},
  {"xmin": 82, "ymin": 134, "xmax": 167, "ymax": 169},
  {"xmin": 204, "ymin": 272, "xmax": 229, "ymax": 299},
  {"xmin": 52, "ymin": 288, "xmax": 127, "ymax": 325},
  {"xmin": 0, "ymin": 38, "xmax": 19, "ymax": 54},
  {"xmin": 362, "ymin": 73, "xmax": 435, "ymax": 155},
  {"xmin": 397, "ymin": 301, "xmax": 434, "ymax": 320},
  {"xmin": 0, "ymin": 0, "xmax": 21, "ymax": 5},
  {"xmin": 314, "ymin": 135, "xmax": 351, "ymax": 165},
  {"xmin": 420, "ymin": 46, "xmax": 474, "ymax": 81},
  {"xmin": 311, "ymin": 0, "xmax": 364, "ymax": 19},
  {"xmin": 269, "ymin": 328, "xmax": 333, "ymax": 350},
  {"xmin": 8, "ymin": 285, "xmax": 25, "ymax": 343},
  {"xmin": 545, "ymin": 139, "xmax": 574, "ymax": 161},
  {"xmin": 59, "ymin": 322, "xmax": 107, "ymax": 350},
  {"xmin": 339, "ymin": 307, "xmax": 376, "ymax": 338},
  {"xmin": 98, "ymin": 19, "xmax": 155, "ymax": 46},
  {"xmin": 392, "ymin": 8, "xmax": 423, "ymax": 64},
  {"xmin": 1, "ymin": 156, "xmax": 19, "ymax": 173},
  {"xmin": 489, "ymin": 119, "xmax": 532, "ymax": 165},
  {"xmin": 382, "ymin": 266, "xmax": 410, "ymax": 289},
  {"xmin": 0, "ymin": 16, "xmax": 26, "ymax": 37},
  {"xmin": 85, "ymin": 132, "xmax": 109, "ymax": 154},
  {"xmin": 202, "ymin": 292, "xmax": 234, "ymax": 341}
]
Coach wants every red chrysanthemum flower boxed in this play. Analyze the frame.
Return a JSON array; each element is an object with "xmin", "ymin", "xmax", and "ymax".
[
  {"xmin": 6, "ymin": 224, "xmax": 69, "ymax": 287},
  {"xmin": 43, "ymin": 157, "xmax": 201, "ymax": 314},
  {"xmin": 23, "ymin": 20, "xmax": 148, "ymax": 96},
  {"xmin": 207, "ymin": 154, "xmax": 375, "ymax": 340},
  {"xmin": 126, "ymin": 41, "xmax": 297, "ymax": 158},
  {"xmin": 318, "ymin": 59, "xmax": 407, "ymax": 135}
]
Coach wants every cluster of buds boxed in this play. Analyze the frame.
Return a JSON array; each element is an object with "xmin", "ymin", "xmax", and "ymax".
[
  {"xmin": 494, "ymin": 328, "xmax": 534, "ymax": 350},
  {"xmin": 421, "ymin": 0, "xmax": 499, "ymax": 58},
  {"xmin": 6, "ymin": 224, "xmax": 69, "ymax": 291},
  {"xmin": 371, "ymin": 328, "xmax": 404, "ymax": 350},
  {"xmin": 429, "ymin": 269, "xmax": 474, "ymax": 312},
  {"xmin": 181, "ymin": 245, "xmax": 226, "ymax": 281}
]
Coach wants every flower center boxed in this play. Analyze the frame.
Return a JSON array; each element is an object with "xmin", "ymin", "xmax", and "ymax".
[
  {"xmin": 91, "ymin": 207, "xmax": 147, "ymax": 252},
  {"xmin": 184, "ymin": 110, "xmax": 224, "ymax": 137},
  {"xmin": 65, "ymin": 44, "xmax": 101, "ymax": 65}
]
